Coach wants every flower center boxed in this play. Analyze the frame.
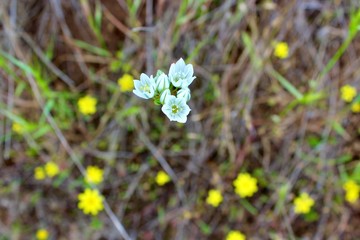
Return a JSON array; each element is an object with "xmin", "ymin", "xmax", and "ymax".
[
  {"xmin": 172, "ymin": 105, "xmax": 179, "ymax": 113},
  {"xmin": 174, "ymin": 72, "xmax": 186, "ymax": 82},
  {"xmin": 140, "ymin": 84, "xmax": 151, "ymax": 93}
]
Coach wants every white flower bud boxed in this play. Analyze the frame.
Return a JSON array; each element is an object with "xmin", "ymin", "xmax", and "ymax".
[
  {"xmin": 177, "ymin": 88, "xmax": 191, "ymax": 102},
  {"xmin": 155, "ymin": 73, "xmax": 170, "ymax": 92},
  {"xmin": 160, "ymin": 89, "xmax": 171, "ymax": 104}
]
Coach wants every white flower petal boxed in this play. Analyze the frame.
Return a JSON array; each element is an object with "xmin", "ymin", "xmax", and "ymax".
[
  {"xmin": 176, "ymin": 114, "xmax": 187, "ymax": 123},
  {"xmin": 133, "ymin": 89, "xmax": 148, "ymax": 99},
  {"xmin": 161, "ymin": 95, "xmax": 190, "ymax": 123},
  {"xmin": 133, "ymin": 73, "xmax": 156, "ymax": 99},
  {"xmin": 169, "ymin": 63, "xmax": 176, "ymax": 76},
  {"xmin": 133, "ymin": 80, "xmax": 141, "ymax": 89},
  {"xmin": 185, "ymin": 64, "xmax": 194, "ymax": 77},
  {"xmin": 177, "ymin": 58, "xmax": 186, "ymax": 68}
]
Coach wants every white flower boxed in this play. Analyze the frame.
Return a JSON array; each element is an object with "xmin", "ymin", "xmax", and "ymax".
[
  {"xmin": 160, "ymin": 89, "xmax": 171, "ymax": 104},
  {"xmin": 177, "ymin": 88, "xmax": 191, "ymax": 102},
  {"xmin": 133, "ymin": 73, "xmax": 156, "ymax": 99},
  {"xmin": 155, "ymin": 73, "xmax": 170, "ymax": 92},
  {"xmin": 161, "ymin": 95, "xmax": 191, "ymax": 123},
  {"xmin": 169, "ymin": 58, "xmax": 196, "ymax": 88}
]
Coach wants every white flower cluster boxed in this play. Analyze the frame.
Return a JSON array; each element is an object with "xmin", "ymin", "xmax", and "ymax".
[{"xmin": 133, "ymin": 58, "xmax": 195, "ymax": 123}]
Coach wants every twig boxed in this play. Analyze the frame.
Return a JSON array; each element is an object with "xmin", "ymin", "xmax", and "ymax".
[
  {"xmin": 138, "ymin": 128, "xmax": 186, "ymax": 202},
  {"xmin": 4, "ymin": 23, "xmax": 132, "ymax": 240},
  {"xmin": 19, "ymin": 31, "xmax": 76, "ymax": 89},
  {"xmin": 49, "ymin": 0, "xmax": 90, "ymax": 78},
  {"xmin": 145, "ymin": 0, "xmax": 154, "ymax": 75},
  {"xmin": 25, "ymin": 71, "xmax": 132, "ymax": 240}
]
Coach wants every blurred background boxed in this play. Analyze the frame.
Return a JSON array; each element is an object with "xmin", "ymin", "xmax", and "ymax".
[{"xmin": 1, "ymin": 0, "xmax": 360, "ymax": 239}]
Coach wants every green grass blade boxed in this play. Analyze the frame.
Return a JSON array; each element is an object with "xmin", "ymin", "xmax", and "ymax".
[
  {"xmin": 73, "ymin": 39, "xmax": 110, "ymax": 57},
  {"xmin": 268, "ymin": 69, "xmax": 303, "ymax": 100}
]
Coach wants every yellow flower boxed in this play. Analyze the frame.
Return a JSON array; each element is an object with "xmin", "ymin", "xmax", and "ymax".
[
  {"xmin": 182, "ymin": 210, "xmax": 192, "ymax": 220},
  {"xmin": 12, "ymin": 122, "xmax": 24, "ymax": 134},
  {"xmin": 226, "ymin": 230, "xmax": 246, "ymax": 240},
  {"xmin": 343, "ymin": 180, "xmax": 359, "ymax": 203},
  {"xmin": 118, "ymin": 74, "xmax": 134, "ymax": 92},
  {"xmin": 34, "ymin": 167, "xmax": 46, "ymax": 180},
  {"xmin": 274, "ymin": 42, "xmax": 289, "ymax": 59},
  {"xmin": 293, "ymin": 192, "xmax": 314, "ymax": 214},
  {"xmin": 340, "ymin": 85, "xmax": 357, "ymax": 102},
  {"xmin": 155, "ymin": 170, "xmax": 170, "ymax": 186},
  {"xmin": 85, "ymin": 166, "xmax": 104, "ymax": 185},
  {"xmin": 233, "ymin": 173, "xmax": 258, "ymax": 198},
  {"xmin": 36, "ymin": 228, "xmax": 49, "ymax": 240},
  {"xmin": 44, "ymin": 161, "xmax": 59, "ymax": 178},
  {"xmin": 77, "ymin": 95, "xmax": 97, "ymax": 115},
  {"xmin": 351, "ymin": 102, "xmax": 360, "ymax": 113},
  {"xmin": 78, "ymin": 188, "xmax": 104, "ymax": 215},
  {"xmin": 206, "ymin": 189, "xmax": 223, "ymax": 207}
]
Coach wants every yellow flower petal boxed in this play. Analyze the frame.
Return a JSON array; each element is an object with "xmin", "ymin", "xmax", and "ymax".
[
  {"xmin": 340, "ymin": 85, "xmax": 357, "ymax": 102},
  {"xmin": 343, "ymin": 180, "xmax": 359, "ymax": 203},
  {"xmin": 118, "ymin": 74, "xmax": 134, "ymax": 92},
  {"xmin": 206, "ymin": 189, "xmax": 223, "ymax": 207},
  {"xmin": 274, "ymin": 42, "xmax": 289, "ymax": 59},
  {"xmin": 78, "ymin": 95, "xmax": 97, "ymax": 115},
  {"xmin": 36, "ymin": 228, "xmax": 49, "ymax": 240},
  {"xmin": 293, "ymin": 192, "xmax": 314, "ymax": 214},
  {"xmin": 226, "ymin": 230, "xmax": 246, "ymax": 240},
  {"xmin": 233, "ymin": 173, "xmax": 258, "ymax": 198},
  {"xmin": 34, "ymin": 167, "xmax": 46, "ymax": 180},
  {"xmin": 85, "ymin": 166, "xmax": 104, "ymax": 185},
  {"xmin": 44, "ymin": 161, "xmax": 59, "ymax": 178},
  {"xmin": 351, "ymin": 102, "xmax": 360, "ymax": 113},
  {"xmin": 77, "ymin": 188, "xmax": 104, "ymax": 216},
  {"xmin": 155, "ymin": 170, "xmax": 170, "ymax": 186}
]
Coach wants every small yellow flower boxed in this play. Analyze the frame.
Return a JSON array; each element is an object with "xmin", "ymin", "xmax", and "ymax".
[
  {"xmin": 206, "ymin": 189, "xmax": 223, "ymax": 207},
  {"xmin": 85, "ymin": 166, "xmax": 104, "ymax": 185},
  {"xmin": 77, "ymin": 95, "xmax": 97, "ymax": 115},
  {"xmin": 351, "ymin": 102, "xmax": 360, "ymax": 113},
  {"xmin": 183, "ymin": 210, "xmax": 192, "ymax": 220},
  {"xmin": 155, "ymin": 170, "xmax": 170, "ymax": 186},
  {"xmin": 274, "ymin": 42, "xmax": 289, "ymax": 59},
  {"xmin": 12, "ymin": 122, "xmax": 24, "ymax": 134},
  {"xmin": 44, "ymin": 161, "xmax": 59, "ymax": 178},
  {"xmin": 293, "ymin": 192, "xmax": 314, "ymax": 214},
  {"xmin": 226, "ymin": 230, "xmax": 246, "ymax": 240},
  {"xmin": 118, "ymin": 74, "xmax": 134, "ymax": 92},
  {"xmin": 340, "ymin": 85, "xmax": 357, "ymax": 102},
  {"xmin": 78, "ymin": 188, "xmax": 104, "ymax": 215},
  {"xmin": 36, "ymin": 228, "xmax": 49, "ymax": 240},
  {"xmin": 343, "ymin": 180, "xmax": 359, "ymax": 203},
  {"xmin": 34, "ymin": 167, "xmax": 46, "ymax": 180},
  {"xmin": 233, "ymin": 173, "xmax": 258, "ymax": 198}
]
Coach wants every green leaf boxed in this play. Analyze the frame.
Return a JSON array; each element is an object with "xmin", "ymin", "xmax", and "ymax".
[
  {"xmin": 331, "ymin": 121, "xmax": 347, "ymax": 137},
  {"xmin": 73, "ymin": 39, "xmax": 110, "ymax": 57},
  {"xmin": 52, "ymin": 171, "xmax": 70, "ymax": 188},
  {"xmin": 198, "ymin": 220, "xmax": 212, "ymax": 235},
  {"xmin": 91, "ymin": 217, "xmax": 103, "ymax": 230},
  {"xmin": 268, "ymin": 69, "xmax": 303, "ymax": 100},
  {"xmin": 0, "ymin": 50, "xmax": 35, "ymax": 75},
  {"xmin": 336, "ymin": 154, "xmax": 353, "ymax": 164},
  {"xmin": 307, "ymin": 135, "xmax": 321, "ymax": 149},
  {"xmin": 304, "ymin": 211, "xmax": 319, "ymax": 222},
  {"xmin": 118, "ymin": 106, "xmax": 141, "ymax": 118},
  {"xmin": 94, "ymin": 0, "xmax": 102, "ymax": 31},
  {"xmin": 352, "ymin": 162, "xmax": 360, "ymax": 182},
  {"xmin": 275, "ymin": 183, "xmax": 290, "ymax": 213},
  {"xmin": 242, "ymin": 33, "xmax": 262, "ymax": 69},
  {"xmin": 239, "ymin": 198, "xmax": 258, "ymax": 215},
  {"xmin": 299, "ymin": 92, "xmax": 324, "ymax": 105}
]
